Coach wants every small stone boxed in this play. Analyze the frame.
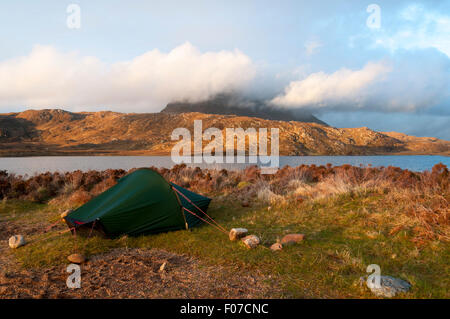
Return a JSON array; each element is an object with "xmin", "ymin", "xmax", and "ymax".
[
  {"xmin": 270, "ymin": 243, "xmax": 283, "ymax": 251},
  {"xmin": 229, "ymin": 228, "xmax": 248, "ymax": 241},
  {"xmin": 67, "ymin": 253, "xmax": 86, "ymax": 264},
  {"xmin": 61, "ymin": 209, "xmax": 72, "ymax": 219},
  {"xmin": 366, "ymin": 231, "xmax": 379, "ymax": 239},
  {"xmin": 241, "ymin": 235, "xmax": 260, "ymax": 249},
  {"xmin": 159, "ymin": 262, "xmax": 167, "ymax": 272},
  {"xmin": 367, "ymin": 275, "xmax": 411, "ymax": 298},
  {"xmin": 8, "ymin": 235, "xmax": 26, "ymax": 249},
  {"xmin": 280, "ymin": 234, "xmax": 305, "ymax": 245},
  {"xmin": 241, "ymin": 200, "xmax": 250, "ymax": 207}
]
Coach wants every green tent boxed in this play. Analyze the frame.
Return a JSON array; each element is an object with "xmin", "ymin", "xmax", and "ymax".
[{"xmin": 64, "ymin": 168, "xmax": 211, "ymax": 237}]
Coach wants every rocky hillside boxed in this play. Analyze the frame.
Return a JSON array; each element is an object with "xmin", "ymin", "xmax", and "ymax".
[{"xmin": 0, "ymin": 109, "xmax": 449, "ymax": 156}]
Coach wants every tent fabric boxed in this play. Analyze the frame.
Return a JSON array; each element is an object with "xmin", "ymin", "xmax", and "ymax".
[{"xmin": 64, "ymin": 168, "xmax": 211, "ymax": 237}]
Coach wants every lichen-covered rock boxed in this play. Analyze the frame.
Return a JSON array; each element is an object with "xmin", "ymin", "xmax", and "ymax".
[
  {"xmin": 8, "ymin": 235, "xmax": 26, "ymax": 249},
  {"xmin": 367, "ymin": 275, "xmax": 411, "ymax": 297},
  {"xmin": 229, "ymin": 228, "xmax": 248, "ymax": 241},
  {"xmin": 241, "ymin": 235, "xmax": 260, "ymax": 249},
  {"xmin": 67, "ymin": 254, "xmax": 86, "ymax": 264},
  {"xmin": 270, "ymin": 243, "xmax": 282, "ymax": 251},
  {"xmin": 280, "ymin": 234, "xmax": 305, "ymax": 245}
]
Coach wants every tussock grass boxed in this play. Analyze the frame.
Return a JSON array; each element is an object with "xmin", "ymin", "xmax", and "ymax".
[{"xmin": 1, "ymin": 164, "xmax": 449, "ymax": 298}]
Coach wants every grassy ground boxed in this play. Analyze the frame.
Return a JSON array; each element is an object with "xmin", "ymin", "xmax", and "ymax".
[{"xmin": 2, "ymin": 189, "xmax": 448, "ymax": 298}]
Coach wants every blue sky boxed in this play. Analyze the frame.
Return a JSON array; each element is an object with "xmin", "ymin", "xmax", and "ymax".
[{"xmin": 0, "ymin": 0, "xmax": 449, "ymax": 139}]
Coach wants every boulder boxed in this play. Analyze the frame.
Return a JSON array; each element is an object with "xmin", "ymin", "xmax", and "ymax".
[
  {"xmin": 67, "ymin": 253, "xmax": 86, "ymax": 264},
  {"xmin": 229, "ymin": 228, "xmax": 248, "ymax": 241},
  {"xmin": 60, "ymin": 209, "xmax": 72, "ymax": 219},
  {"xmin": 270, "ymin": 243, "xmax": 283, "ymax": 251},
  {"xmin": 241, "ymin": 235, "xmax": 260, "ymax": 249},
  {"xmin": 280, "ymin": 234, "xmax": 305, "ymax": 245},
  {"xmin": 8, "ymin": 235, "xmax": 26, "ymax": 249},
  {"xmin": 367, "ymin": 275, "xmax": 411, "ymax": 298}
]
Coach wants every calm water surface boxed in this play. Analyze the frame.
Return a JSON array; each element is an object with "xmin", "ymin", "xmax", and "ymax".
[{"xmin": 0, "ymin": 155, "xmax": 448, "ymax": 176}]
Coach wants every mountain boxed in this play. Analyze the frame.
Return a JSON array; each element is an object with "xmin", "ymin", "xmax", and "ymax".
[
  {"xmin": 0, "ymin": 109, "xmax": 449, "ymax": 156},
  {"xmin": 161, "ymin": 95, "xmax": 327, "ymax": 125}
]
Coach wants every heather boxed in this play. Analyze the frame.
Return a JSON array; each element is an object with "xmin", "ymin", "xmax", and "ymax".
[{"xmin": 1, "ymin": 163, "xmax": 448, "ymax": 298}]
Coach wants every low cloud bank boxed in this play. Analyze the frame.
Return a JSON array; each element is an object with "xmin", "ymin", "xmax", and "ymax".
[
  {"xmin": 0, "ymin": 43, "xmax": 448, "ymax": 116},
  {"xmin": 271, "ymin": 61, "xmax": 391, "ymax": 110},
  {"xmin": 0, "ymin": 43, "xmax": 255, "ymax": 112},
  {"xmin": 270, "ymin": 50, "xmax": 450, "ymax": 113}
]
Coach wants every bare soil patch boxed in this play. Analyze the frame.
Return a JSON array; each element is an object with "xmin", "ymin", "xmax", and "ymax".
[{"xmin": 0, "ymin": 248, "xmax": 277, "ymax": 299}]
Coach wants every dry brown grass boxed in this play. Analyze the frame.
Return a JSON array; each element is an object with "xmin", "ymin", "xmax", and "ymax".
[
  {"xmin": 1, "ymin": 163, "xmax": 448, "ymax": 243},
  {"xmin": 2, "ymin": 163, "xmax": 448, "ymax": 298}
]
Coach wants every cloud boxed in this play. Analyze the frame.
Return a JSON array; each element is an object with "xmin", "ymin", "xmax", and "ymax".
[
  {"xmin": 0, "ymin": 43, "xmax": 256, "ymax": 112},
  {"xmin": 374, "ymin": 4, "xmax": 450, "ymax": 58},
  {"xmin": 270, "ymin": 61, "xmax": 391, "ymax": 110},
  {"xmin": 305, "ymin": 40, "xmax": 323, "ymax": 56},
  {"xmin": 271, "ymin": 49, "xmax": 450, "ymax": 113}
]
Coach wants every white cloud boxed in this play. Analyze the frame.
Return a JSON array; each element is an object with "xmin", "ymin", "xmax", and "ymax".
[
  {"xmin": 0, "ymin": 43, "xmax": 256, "ymax": 112},
  {"xmin": 271, "ymin": 48, "xmax": 450, "ymax": 113},
  {"xmin": 271, "ymin": 61, "xmax": 391, "ymax": 109},
  {"xmin": 374, "ymin": 5, "xmax": 450, "ymax": 58},
  {"xmin": 305, "ymin": 40, "xmax": 323, "ymax": 56}
]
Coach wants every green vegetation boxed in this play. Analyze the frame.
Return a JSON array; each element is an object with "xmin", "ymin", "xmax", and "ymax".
[
  {"xmin": 4, "ymin": 191, "xmax": 448, "ymax": 298},
  {"xmin": 1, "ymin": 164, "xmax": 448, "ymax": 298}
]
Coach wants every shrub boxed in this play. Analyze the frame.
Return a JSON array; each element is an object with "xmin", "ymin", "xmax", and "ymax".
[{"xmin": 69, "ymin": 189, "xmax": 93, "ymax": 206}]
